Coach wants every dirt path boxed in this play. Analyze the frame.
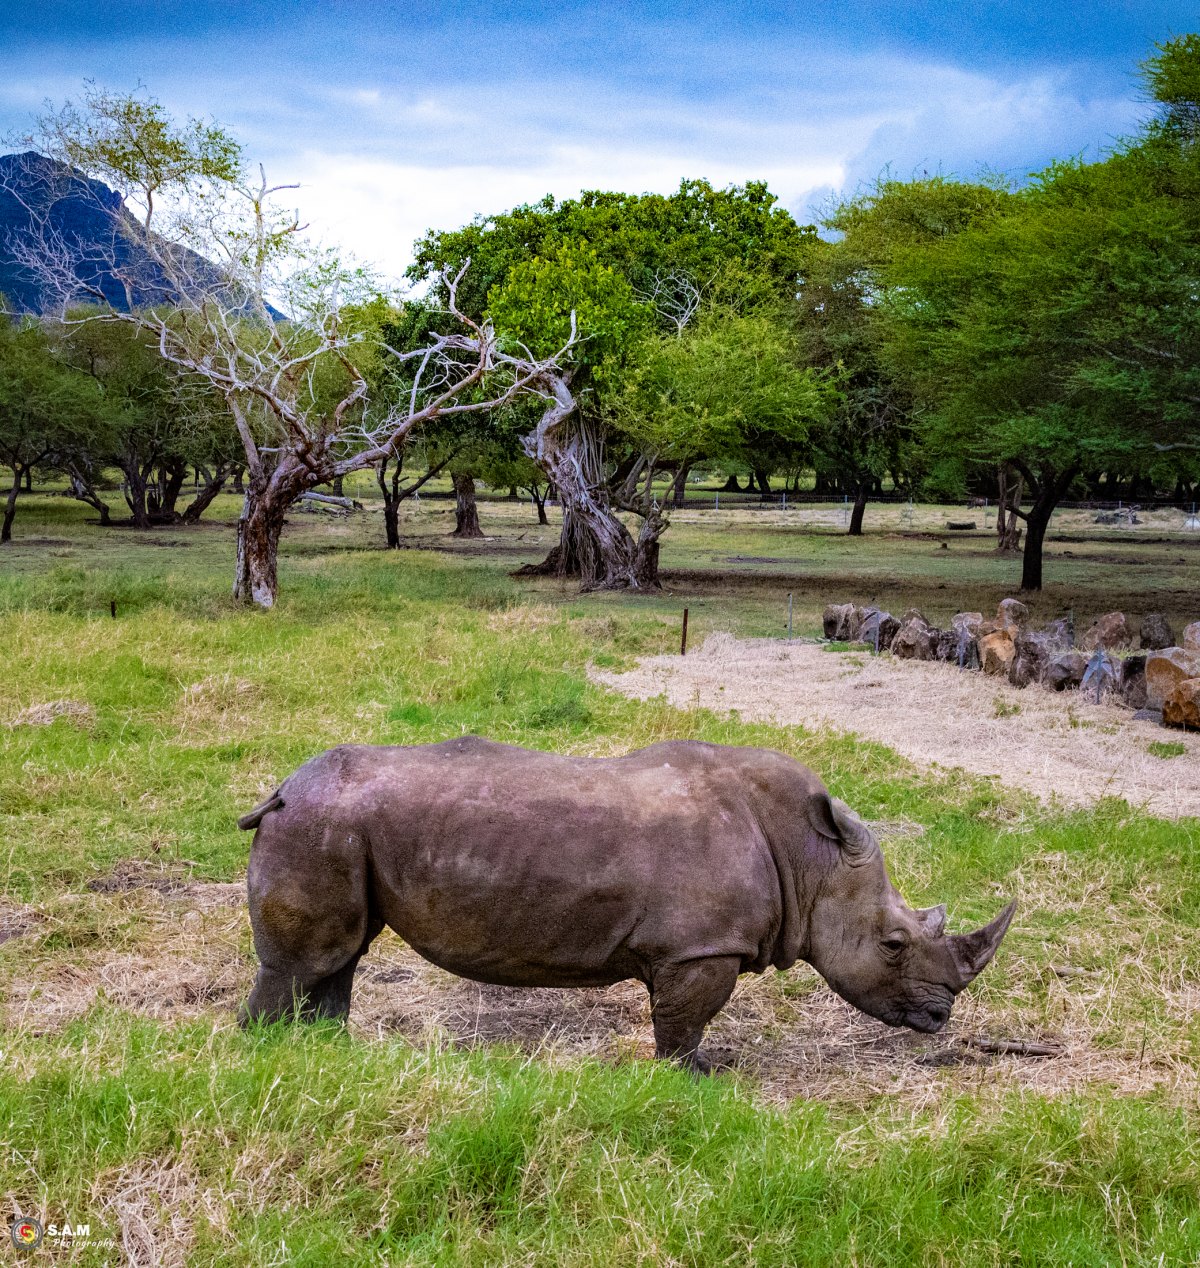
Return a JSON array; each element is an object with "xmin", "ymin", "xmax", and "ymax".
[{"xmin": 593, "ymin": 633, "xmax": 1200, "ymax": 819}]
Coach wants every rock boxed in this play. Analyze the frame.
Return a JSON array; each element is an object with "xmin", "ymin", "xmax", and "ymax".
[
  {"xmin": 1120, "ymin": 654, "xmax": 1148, "ymax": 710},
  {"xmin": 891, "ymin": 618, "xmax": 938, "ymax": 661},
  {"xmin": 996, "ymin": 598, "xmax": 1028, "ymax": 632},
  {"xmin": 951, "ymin": 611, "xmax": 984, "ymax": 638},
  {"xmin": 1045, "ymin": 651, "xmax": 1087, "ymax": 691},
  {"xmin": 850, "ymin": 606, "xmax": 874, "ymax": 640},
  {"xmin": 934, "ymin": 628, "xmax": 957, "ymax": 662},
  {"xmin": 1162, "ymin": 678, "xmax": 1200, "ymax": 731},
  {"xmin": 900, "ymin": 608, "xmax": 928, "ymax": 626},
  {"xmin": 980, "ymin": 631, "xmax": 1016, "ymax": 677},
  {"xmin": 1080, "ymin": 611, "xmax": 1133, "ymax": 653},
  {"xmin": 1039, "ymin": 618, "xmax": 1071, "ymax": 652},
  {"xmin": 823, "ymin": 603, "xmax": 856, "ymax": 641},
  {"xmin": 1080, "ymin": 650, "xmax": 1121, "ymax": 700},
  {"xmin": 1009, "ymin": 630, "xmax": 1057, "ymax": 689},
  {"xmin": 1183, "ymin": 622, "xmax": 1200, "ymax": 651},
  {"xmin": 1139, "ymin": 613, "xmax": 1174, "ymax": 651},
  {"xmin": 1146, "ymin": 648, "xmax": 1200, "ymax": 710},
  {"xmin": 859, "ymin": 609, "xmax": 899, "ymax": 654},
  {"xmin": 947, "ymin": 612, "xmax": 984, "ymax": 669}
]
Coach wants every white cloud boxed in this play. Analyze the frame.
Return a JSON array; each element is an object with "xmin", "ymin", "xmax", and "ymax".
[{"xmin": 0, "ymin": 34, "xmax": 1150, "ymax": 278}]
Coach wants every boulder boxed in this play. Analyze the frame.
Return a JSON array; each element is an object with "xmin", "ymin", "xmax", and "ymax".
[
  {"xmin": 1080, "ymin": 611, "xmax": 1133, "ymax": 653},
  {"xmin": 859, "ymin": 609, "xmax": 899, "ymax": 654},
  {"xmin": 1139, "ymin": 613, "xmax": 1174, "ymax": 651},
  {"xmin": 934, "ymin": 628, "xmax": 957, "ymax": 662},
  {"xmin": 1163, "ymin": 678, "xmax": 1200, "ymax": 731},
  {"xmin": 1040, "ymin": 617, "xmax": 1072, "ymax": 652},
  {"xmin": 1009, "ymin": 630, "xmax": 1057, "ymax": 689},
  {"xmin": 891, "ymin": 617, "xmax": 939, "ymax": 661},
  {"xmin": 1120, "ymin": 654, "xmax": 1148, "ymax": 710},
  {"xmin": 1183, "ymin": 621, "xmax": 1200, "ymax": 651},
  {"xmin": 1080, "ymin": 650, "xmax": 1121, "ymax": 701},
  {"xmin": 951, "ymin": 611, "xmax": 984, "ymax": 638},
  {"xmin": 1146, "ymin": 648, "xmax": 1200, "ymax": 711},
  {"xmin": 900, "ymin": 608, "xmax": 928, "ymax": 626},
  {"xmin": 1045, "ymin": 651, "xmax": 1087, "ymax": 692},
  {"xmin": 948, "ymin": 612, "xmax": 984, "ymax": 669},
  {"xmin": 996, "ymin": 598, "xmax": 1028, "ymax": 632},
  {"xmin": 822, "ymin": 603, "xmax": 857, "ymax": 641},
  {"xmin": 980, "ymin": 630, "xmax": 1016, "ymax": 677}
]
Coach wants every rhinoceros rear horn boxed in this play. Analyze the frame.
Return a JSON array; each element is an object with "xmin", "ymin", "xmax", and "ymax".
[
  {"xmin": 949, "ymin": 900, "xmax": 1017, "ymax": 989},
  {"xmin": 808, "ymin": 794, "xmax": 879, "ymax": 864}
]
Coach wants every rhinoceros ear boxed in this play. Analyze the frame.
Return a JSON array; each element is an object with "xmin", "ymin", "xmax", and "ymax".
[
  {"xmin": 949, "ymin": 900, "xmax": 1016, "ymax": 988},
  {"xmin": 918, "ymin": 904, "xmax": 947, "ymax": 938},
  {"xmin": 808, "ymin": 793, "xmax": 878, "ymax": 864}
]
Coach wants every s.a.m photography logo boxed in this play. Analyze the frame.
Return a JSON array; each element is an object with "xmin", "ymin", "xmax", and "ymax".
[
  {"xmin": 8, "ymin": 1215, "xmax": 112, "ymax": 1252},
  {"xmin": 9, "ymin": 1216, "xmax": 43, "ymax": 1250}
]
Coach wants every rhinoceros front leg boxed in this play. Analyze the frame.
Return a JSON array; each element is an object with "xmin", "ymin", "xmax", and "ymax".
[{"xmin": 649, "ymin": 956, "xmax": 741, "ymax": 1074}]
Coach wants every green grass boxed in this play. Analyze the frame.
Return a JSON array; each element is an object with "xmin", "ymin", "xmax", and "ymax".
[
  {"xmin": 2, "ymin": 486, "xmax": 1200, "ymax": 1264},
  {"xmin": 1148, "ymin": 740, "xmax": 1187, "ymax": 759}
]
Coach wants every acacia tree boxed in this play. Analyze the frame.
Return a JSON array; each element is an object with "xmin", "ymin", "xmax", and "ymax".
[
  {"xmin": 795, "ymin": 237, "xmax": 912, "ymax": 535},
  {"xmin": 10, "ymin": 88, "xmax": 570, "ymax": 605},
  {"xmin": 0, "ymin": 318, "xmax": 99, "ymax": 542}
]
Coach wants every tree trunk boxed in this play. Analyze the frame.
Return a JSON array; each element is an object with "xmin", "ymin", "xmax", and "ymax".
[
  {"xmin": 23, "ymin": 467, "xmax": 32, "ymax": 492},
  {"xmin": 64, "ymin": 462, "xmax": 112, "ymax": 525},
  {"xmin": 848, "ymin": 481, "xmax": 869, "ymax": 536},
  {"xmin": 521, "ymin": 419, "xmax": 659, "ymax": 589},
  {"xmin": 671, "ymin": 463, "xmax": 691, "ymax": 508},
  {"xmin": 720, "ymin": 473, "xmax": 743, "ymax": 493},
  {"xmin": 753, "ymin": 467, "xmax": 772, "ymax": 496},
  {"xmin": 181, "ymin": 464, "xmax": 231, "ymax": 523},
  {"xmin": 2, "ymin": 466, "xmax": 22, "ymax": 544},
  {"xmin": 120, "ymin": 455, "xmax": 153, "ymax": 528},
  {"xmin": 996, "ymin": 463, "xmax": 1024, "ymax": 552},
  {"xmin": 451, "ymin": 472, "xmax": 483, "ymax": 538},
  {"xmin": 157, "ymin": 457, "xmax": 188, "ymax": 521},
  {"xmin": 528, "ymin": 486, "xmax": 550, "ymax": 525},
  {"xmin": 232, "ymin": 460, "xmax": 316, "ymax": 608},
  {"xmin": 1020, "ymin": 507, "xmax": 1049, "ymax": 592},
  {"xmin": 330, "ymin": 475, "xmax": 344, "ymax": 498},
  {"xmin": 1015, "ymin": 464, "xmax": 1077, "ymax": 592}
]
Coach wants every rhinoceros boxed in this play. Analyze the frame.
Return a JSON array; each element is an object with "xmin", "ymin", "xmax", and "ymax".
[{"xmin": 238, "ymin": 737, "xmax": 1014, "ymax": 1071}]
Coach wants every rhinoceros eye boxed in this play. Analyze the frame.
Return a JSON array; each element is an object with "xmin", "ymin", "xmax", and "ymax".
[{"xmin": 881, "ymin": 935, "xmax": 908, "ymax": 955}]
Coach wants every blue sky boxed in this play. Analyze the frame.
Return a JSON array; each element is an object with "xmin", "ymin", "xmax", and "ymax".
[{"xmin": 1, "ymin": 2, "xmax": 1193, "ymax": 279}]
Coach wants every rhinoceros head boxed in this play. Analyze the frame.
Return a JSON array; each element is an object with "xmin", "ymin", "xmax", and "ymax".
[{"xmin": 805, "ymin": 797, "xmax": 1015, "ymax": 1033}]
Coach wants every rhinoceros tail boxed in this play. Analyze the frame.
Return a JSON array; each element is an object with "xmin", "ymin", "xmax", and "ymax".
[{"xmin": 237, "ymin": 793, "xmax": 285, "ymax": 831}]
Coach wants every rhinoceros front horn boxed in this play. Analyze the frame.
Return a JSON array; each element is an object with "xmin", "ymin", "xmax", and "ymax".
[{"xmin": 949, "ymin": 900, "xmax": 1017, "ymax": 989}]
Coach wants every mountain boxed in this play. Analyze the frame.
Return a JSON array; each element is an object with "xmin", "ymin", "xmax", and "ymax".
[{"xmin": 0, "ymin": 151, "xmax": 252, "ymax": 316}]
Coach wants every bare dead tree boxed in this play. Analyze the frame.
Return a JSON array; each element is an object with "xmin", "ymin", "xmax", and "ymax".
[{"xmin": 8, "ymin": 115, "xmax": 573, "ymax": 605}]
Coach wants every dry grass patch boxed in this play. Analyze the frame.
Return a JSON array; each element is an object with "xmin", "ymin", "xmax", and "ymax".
[
  {"xmin": 6, "ymin": 699, "xmax": 94, "ymax": 728},
  {"xmin": 594, "ymin": 632, "xmax": 1200, "ymax": 817}
]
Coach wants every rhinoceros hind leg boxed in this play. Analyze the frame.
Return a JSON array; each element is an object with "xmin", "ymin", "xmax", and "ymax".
[
  {"xmin": 649, "ymin": 956, "xmax": 740, "ymax": 1074},
  {"xmin": 240, "ymin": 917, "xmax": 383, "ymax": 1027}
]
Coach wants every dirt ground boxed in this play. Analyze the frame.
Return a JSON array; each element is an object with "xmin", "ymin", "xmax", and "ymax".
[{"xmin": 593, "ymin": 633, "xmax": 1200, "ymax": 819}]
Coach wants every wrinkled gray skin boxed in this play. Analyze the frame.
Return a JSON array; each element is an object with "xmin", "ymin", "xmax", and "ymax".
[{"xmin": 239, "ymin": 738, "xmax": 1015, "ymax": 1072}]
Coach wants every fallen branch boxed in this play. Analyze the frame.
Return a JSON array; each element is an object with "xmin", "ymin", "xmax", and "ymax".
[
  {"xmin": 960, "ymin": 1035, "xmax": 1061, "ymax": 1058},
  {"xmin": 300, "ymin": 492, "xmax": 362, "ymax": 511}
]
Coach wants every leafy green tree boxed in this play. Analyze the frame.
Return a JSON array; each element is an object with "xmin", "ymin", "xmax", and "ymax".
[
  {"xmin": 795, "ymin": 236, "xmax": 914, "ymax": 533},
  {"xmin": 414, "ymin": 184, "xmax": 817, "ymax": 589},
  {"xmin": 0, "ymin": 318, "xmax": 100, "ymax": 542},
  {"xmin": 840, "ymin": 36, "xmax": 1200, "ymax": 591}
]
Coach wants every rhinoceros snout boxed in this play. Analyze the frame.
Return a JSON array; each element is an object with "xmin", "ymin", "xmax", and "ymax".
[{"xmin": 909, "ymin": 1003, "xmax": 950, "ymax": 1033}]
